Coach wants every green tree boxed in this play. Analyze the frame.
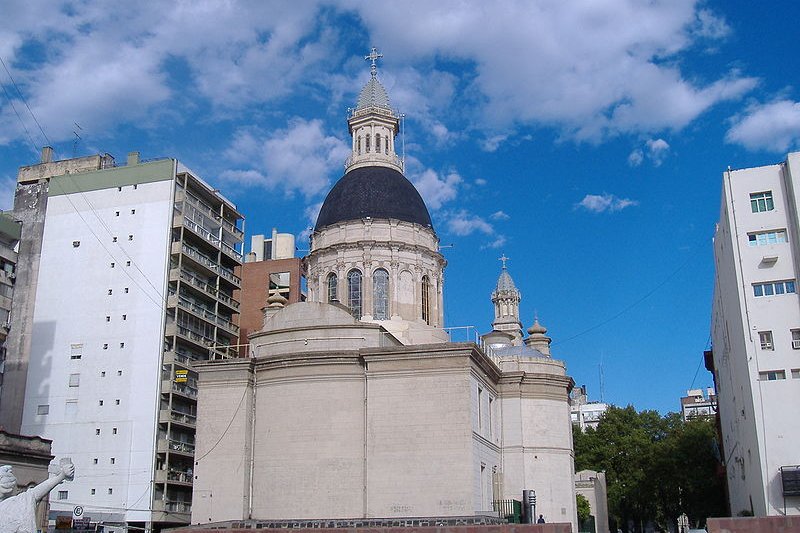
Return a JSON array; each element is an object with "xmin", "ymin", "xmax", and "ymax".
[
  {"xmin": 577, "ymin": 493, "xmax": 592, "ymax": 522},
  {"xmin": 573, "ymin": 406, "xmax": 726, "ymax": 532}
]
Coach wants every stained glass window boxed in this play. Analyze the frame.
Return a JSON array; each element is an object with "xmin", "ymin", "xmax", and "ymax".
[
  {"xmin": 373, "ymin": 269, "xmax": 389, "ymax": 319},
  {"xmin": 348, "ymin": 269, "xmax": 363, "ymax": 319}
]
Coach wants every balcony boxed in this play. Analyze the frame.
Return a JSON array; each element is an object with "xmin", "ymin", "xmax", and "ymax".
[
  {"xmin": 177, "ymin": 209, "xmax": 244, "ymax": 263},
  {"xmin": 163, "ymin": 350, "xmax": 190, "ymax": 367},
  {"xmin": 162, "ymin": 379, "xmax": 198, "ymax": 399},
  {"xmin": 159, "ymin": 409, "xmax": 197, "ymax": 428},
  {"xmin": 155, "ymin": 469, "xmax": 194, "ymax": 486},
  {"xmin": 157, "ymin": 437, "xmax": 196, "ymax": 456},
  {"xmin": 176, "ymin": 243, "xmax": 241, "ymax": 287},
  {"xmin": 152, "ymin": 499, "xmax": 192, "ymax": 514}
]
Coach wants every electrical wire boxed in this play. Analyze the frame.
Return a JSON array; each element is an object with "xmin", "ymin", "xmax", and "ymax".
[
  {"xmin": 0, "ymin": 53, "xmax": 50, "ymax": 147},
  {"xmin": 192, "ymin": 385, "xmax": 248, "ymax": 463}
]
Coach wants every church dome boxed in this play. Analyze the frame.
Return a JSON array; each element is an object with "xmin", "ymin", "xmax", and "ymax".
[{"xmin": 314, "ymin": 166, "xmax": 433, "ymax": 231}]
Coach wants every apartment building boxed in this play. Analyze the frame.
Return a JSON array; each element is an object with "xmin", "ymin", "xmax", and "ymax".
[
  {"xmin": 710, "ymin": 151, "xmax": 800, "ymax": 516},
  {"xmin": 0, "ymin": 213, "xmax": 21, "ymax": 400},
  {"xmin": 1, "ymin": 149, "xmax": 243, "ymax": 529}
]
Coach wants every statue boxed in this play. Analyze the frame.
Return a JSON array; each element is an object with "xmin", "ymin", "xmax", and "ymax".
[{"xmin": 0, "ymin": 460, "xmax": 75, "ymax": 533}]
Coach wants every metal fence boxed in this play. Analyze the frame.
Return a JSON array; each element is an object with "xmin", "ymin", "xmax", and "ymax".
[{"xmin": 492, "ymin": 499, "xmax": 522, "ymax": 523}]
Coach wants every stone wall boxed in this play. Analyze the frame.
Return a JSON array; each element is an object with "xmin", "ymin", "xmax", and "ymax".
[{"xmin": 707, "ymin": 516, "xmax": 800, "ymax": 532}]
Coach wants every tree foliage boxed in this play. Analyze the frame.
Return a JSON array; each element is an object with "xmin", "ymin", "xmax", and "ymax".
[
  {"xmin": 573, "ymin": 406, "xmax": 726, "ymax": 532},
  {"xmin": 577, "ymin": 494, "xmax": 592, "ymax": 523}
]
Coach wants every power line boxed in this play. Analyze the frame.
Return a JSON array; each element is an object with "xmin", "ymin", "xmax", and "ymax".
[
  {"xmin": 0, "ymin": 53, "xmax": 51, "ymax": 146},
  {"xmin": 0, "ymin": 69, "xmax": 38, "ymax": 152}
]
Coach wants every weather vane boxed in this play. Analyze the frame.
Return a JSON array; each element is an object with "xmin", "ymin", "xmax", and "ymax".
[{"xmin": 365, "ymin": 46, "xmax": 383, "ymax": 77}]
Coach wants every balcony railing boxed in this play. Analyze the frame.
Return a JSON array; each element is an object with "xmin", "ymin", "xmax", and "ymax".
[{"xmin": 179, "ymin": 244, "xmax": 241, "ymax": 286}]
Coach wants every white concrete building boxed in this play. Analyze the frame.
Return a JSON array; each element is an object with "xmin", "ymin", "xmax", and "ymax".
[
  {"xmin": 191, "ymin": 50, "xmax": 577, "ymax": 529},
  {"xmin": 569, "ymin": 386, "xmax": 608, "ymax": 432},
  {"xmin": 711, "ymin": 151, "xmax": 800, "ymax": 517},
  {"xmin": 2, "ymin": 150, "xmax": 243, "ymax": 529},
  {"xmin": 679, "ymin": 388, "xmax": 716, "ymax": 422}
]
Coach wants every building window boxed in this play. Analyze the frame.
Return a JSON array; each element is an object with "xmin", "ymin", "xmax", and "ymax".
[
  {"xmin": 110, "ymin": 457, "xmax": 115, "ymax": 464},
  {"xmin": 115, "ymin": 399, "xmax": 120, "ymax": 405},
  {"xmin": 119, "ymin": 342, "xmax": 124, "ymax": 348},
  {"xmin": 93, "ymin": 458, "xmax": 98, "ymax": 465},
  {"xmin": 750, "ymin": 191, "xmax": 774, "ymax": 213},
  {"xmin": 72, "ymin": 240, "xmax": 80, "ymax": 247},
  {"xmin": 37, "ymin": 404, "xmax": 49, "ymax": 415},
  {"xmin": 108, "ymin": 488, "xmax": 113, "ymax": 495},
  {"xmin": 70, "ymin": 343, "xmax": 83, "ymax": 360},
  {"xmin": 753, "ymin": 280, "xmax": 796, "ymax": 297},
  {"xmin": 792, "ymin": 329, "xmax": 800, "ymax": 350},
  {"xmin": 421, "ymin": 275, "xmax": 431, "ymax": 324},
  {"xmin": 58, "ymin": 490, "xmax": 68, "ymax": 500},
  {"xmin": 95, "ymin": 428, "xmax": 100, "ymax": 435},
  {"xmin": 748, "ymin": 230, "xmax": 787, "ymax": 246},
  {"xmin": 128, "ymin": 234, "xmax": 133, "ymax": 241},
  {"xmin": 106, "ymin": 316, "xmax": 110, "ymax": 322},
  {"xmin": 365, "ymin": 134, "xmax": 371, "ymax": 152},
  {"xmin": 122, "ymin": 314, "xmax": 127, "ymax": 320},
  {"xmin": 759, "ymin": 370, "xmax": 786, "ymax": 381},
  {"xmin": 131, "ymin": 209, "xmax": 135, "ymax": 214},
  {"xmin": 124, "ymin": 287, "xmax": 129, "ymax": 293},
  {"xmin": 69, "ymin": 373, "xmax": 80, "ymax": 387},
  {"xmin": 108, "ymin": 289, "xmax": 113, "ymax": 295},
  {"xmin": 477, "ymin": 386, "xmax": 483, "ymax": 430},
  {"xmin": 110, "ymin": 262, "xmax": 115, "ymax": 268},
  {"xmin": 91, "ymin": 488, "xmax": 96, "ymax": 495},
  {"xmin": 376, "ymin": 133, "xmax": 381, "ymax": 153},
  {"xmin": 112, "ymin": 237, "xmax": 117, "ymax": 243},
  {"xmin": 372, "ymin": 268, "xmax": 389, "ymax": 320},
  {"xmin": 112, "ymin": 427, "xmax": 117, "ymax": 435},
  {"xmin": 101, "ymin": 371, "xmax": 106, "ymax": 377},
  {"xmin": 103, "ymin": 343, "xmax": 108, "ymax": 350},
  {"xmin": 347, "ymin": 269, "xmax": 363, "ymax": 319},
  {"xmin": 357, "ymin": 136, "xmax": 361, "ymax": 154},
  {"xmin": 115, "ymin": 211, "xmax": 120, "ymax": 216},
  {"xmin": 126, "ymin": 261, "xmax": 130, "ymax": 266},
  {"xmin": 327, "ymin": 273, "xmax": 338, "ymax": 303},
  {"xmin": 759, "ymin": 331, "xmax": 774, "ymax": 350},
  {"xmin": 99, "ymin": 400, "xmax": 104, "ymax": 406}
]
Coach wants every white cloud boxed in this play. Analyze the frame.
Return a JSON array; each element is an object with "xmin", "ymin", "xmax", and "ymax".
[
  {"xmin": 484, "ymin": 234, "xmax": 507, "ymax": 250},
  {"xmin": 0, "ymin": 1, "xmax": 758, "ymax": 148},
  {"xmin": 628, "ymin": 138, "xmax": 670, "ymax": 166},
  {"xmin": 356, "ymin": 1, "xmax": 756, "ymax": 138},
  {"xmin": 481, "ymin": 134, "xmax": 509, "ymax": 152},
  {"xmin": 474, "ymin": 178, "xmax": 488, "ymax": 186},
  {"xmin": 726, "ymin": 100, "xmax": 800, "ymax": 152},
  {"xmin": 576, "ymin": 193, "xmax": 638, "ymax": 213},
  {"xmin": 220, "ymin": 118, "xmax": 350, "ymax": 197},
  {"xmin": 446, "ymin": 210, "xmax": 494, "ymax": 236},
  {"xmin": 298, "ymin": 201, "xmax": 324, "ymax": 243},
  {"xmin": 408, "ymin": 167, "xmax": 462, "ymax": 210},
  {"xmin": 490, "ymin": 210, "xmax": 510, "ymax": 221},
  {"xmin": 627, "ymin": 149, "xmax": 644, "ymax": 167}
]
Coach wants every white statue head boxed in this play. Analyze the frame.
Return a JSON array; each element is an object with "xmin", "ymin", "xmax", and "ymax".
[{"xmin": 0, "ymin": 465, "xmax": 17, "ymax": 498}]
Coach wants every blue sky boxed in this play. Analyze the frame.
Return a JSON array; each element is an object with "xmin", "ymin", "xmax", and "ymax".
[{"xmin": 2, "ymin": 1, "xmax": 800, "ymax": 414}]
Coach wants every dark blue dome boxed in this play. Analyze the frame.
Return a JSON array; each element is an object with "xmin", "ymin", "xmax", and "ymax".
[{"xmin": 315, "ymin": 166, "xmax": 433, "ymax": 231}]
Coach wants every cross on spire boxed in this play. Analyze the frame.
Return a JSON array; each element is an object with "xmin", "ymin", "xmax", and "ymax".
[
  {"xmin": 499, "ymin": 254, "xmax": 509, "ymax": 269},
  {"xmin": 365, "ymin": 46, "xmax": 383, "ymax": 77}
]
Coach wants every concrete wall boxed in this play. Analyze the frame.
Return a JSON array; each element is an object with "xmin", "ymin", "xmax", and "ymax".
[
  {"xmin": 712, "ymin": 155, "xmax": 800, "ymax": 516},
  {"xmin": 192, "ymin": 361, "xmax": 254, "ymax": 523},
  {"xmin": 18, "ymin": 177, "xmax": 174, "ymax": 523},
  {"xmin": 708, "ymin": 515, "xmax": 800, "ymax": 533}
]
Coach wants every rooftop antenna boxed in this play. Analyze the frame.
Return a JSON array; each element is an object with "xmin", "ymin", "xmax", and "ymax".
[
  {"xmin": 72, "ymin": 123, "xmax": 82, "ymax": 157},
  {"xmin": 400, "ymin": 113, "xmax": 406, "ymax": 172},
  {"xmin": 599, "ymin": 351, "xmax": 606, "ymax": 403}
]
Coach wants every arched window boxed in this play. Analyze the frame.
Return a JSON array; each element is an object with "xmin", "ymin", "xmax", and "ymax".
[
  {"xmin": 327, "ymin": 273, "xmax": 338, "ymax": 303},
  {"xmin": 421, "ymin": 275, "xmax": 431, "ymax": 324},
  {"xmin": 372, "ymin": 269, "xmax": 389, "ymax": 320},
  {"xmin": 385, "ymin": 136, "xmax": 389, "ymax": 154},
  {"xmin": 365, "ymin": 134, "xmax": 371, "ymax": 152},
  {"xmin": 375, "ymin": 134, "xmax": 381, "ymax": 154},
  {"xmin": 347, "ymin": 269, "xmax": 363, "ymax": 319},
  {"xmin": 357, "ymin": 136, "xmax": 361, "ymax": 155}
]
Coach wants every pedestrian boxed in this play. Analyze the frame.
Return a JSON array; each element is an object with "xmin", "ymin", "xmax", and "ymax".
[{"xmin": 537, "ymin": 514, "xmax": 545, "ymax": 524}]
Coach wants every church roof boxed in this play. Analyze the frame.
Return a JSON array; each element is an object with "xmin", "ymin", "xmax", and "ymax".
[
  {"xmin": 315, "ymin": 166, "xmax": 433, "ymax": 231},
  {"xmin": 495, "ymin": 268, "xmax": 517, "ymax": 293},
  {"xmin": 356, "ymin": 75, "xmax": 392, "ymax": 111}
]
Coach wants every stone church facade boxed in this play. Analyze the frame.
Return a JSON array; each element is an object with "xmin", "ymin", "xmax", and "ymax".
[{"xmin": 190, "ymin": 50, "xmax": 577, "ymax": 529}]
